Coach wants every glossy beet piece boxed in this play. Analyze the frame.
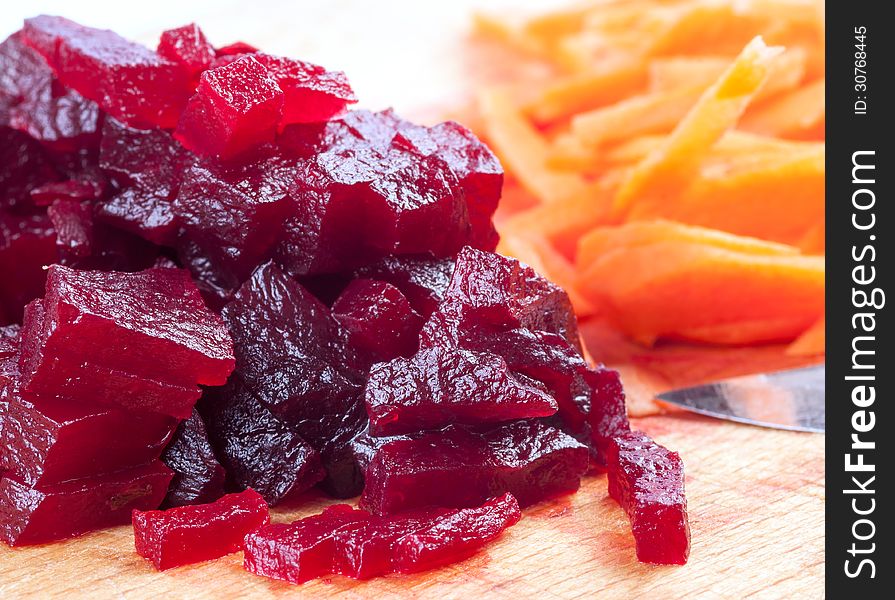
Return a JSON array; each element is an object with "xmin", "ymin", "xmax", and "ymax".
[
  {"xmin": 157, "ymin": 24, "xmax": 215, "ymax": 79},
  {"xmin": 354, "ymin": 254, "xmax": 454, "ymax": 317},
  {"xmin": 332, "ymin": 279, "xmax": 423, "ymax": 367},
  {"xmin": 21, "ymin": 16, "xmax": 193, "ymax": 129},
  {"xmin": 361, "ymin": 421, "xmax": 589, "ymax": 515},
  {"xmin": 133, "ymin": 489, "xmax": 270, "ymax": 570},
  {"xmin": 47, "ymin": 199, "xmax": 94, "ymax": 259},
  {"xmin": 320, "ymin": 427, "xmax": 406, "ymax": 500},
  {"xmin": 29, "ymin": 180, "xmax": 101, "ymax": 206},
  {"xmin": 20, "ymin": 266, "xmax": 234, "ymax": 401},
  {"xmin": 607, "ymin": 431, "xmax": 690, "ymax": 565},
  {"xmin": 253, "ymin": 54, "xmax": 356, "ymax": 125},
  {"xmin": 97, "ymin": 118, "xmax": 194, "ymax": 245},
  {"xmin": 0, "ymin": 461, "xmax": 172, "ymax": 546},
  {"xmin": 222, "ymin": 263, "xmax": 364, "ymax": 457},
  {"xmin": 160, "ymin": 410, "xmax": 227, "ymax": 508},
  {"xmin": 0, "ymin": 32, "xmax": 100, "ymax": 150},
  {"xmin": 365, "ymin": 346, "xmax": 557, "ymax": 436},
  {"xmin": 243, "ymin": 504, "xmax": 371, "ymax": 584},
  {"xmin": 174, "ymin": 156, "xmax": 294, "ymax": 285},
  {"xmin": 175, "ymin": 56, "xmax": 284, "ymax": 160},
  {"xmin": 392, "ymin": 493, "xmax": 520, "ymax": 573},
  {"xmin": 0, "ymin": 126, "xmax": 59, "ymax": 212},
  {"xmin": 201, "ymin": 379, "xmax": 325, "ymax": 505},
  {"xmin": 0, "ymin": 212, "xmax": 56, "ymax": 325}
]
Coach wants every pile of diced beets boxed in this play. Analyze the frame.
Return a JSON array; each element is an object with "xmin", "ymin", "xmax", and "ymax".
[{"xmin": 0, "ymin": 16, "xmax": 689, "ymax": 580}]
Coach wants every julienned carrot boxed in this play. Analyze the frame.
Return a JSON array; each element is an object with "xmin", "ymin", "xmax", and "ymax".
[{"xmin": 741, "ymin": 78, "xmax": 825, "ymax": 139}]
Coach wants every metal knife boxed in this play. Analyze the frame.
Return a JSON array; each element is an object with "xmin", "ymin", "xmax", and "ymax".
[{"xmin": 656, "ymin": 365, "xmax": 825, "ymax": 433}]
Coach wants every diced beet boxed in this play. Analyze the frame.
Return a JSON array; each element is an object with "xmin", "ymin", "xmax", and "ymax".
[
  {"xmin": 157, "ymin": 24, "xmax": 215, "ymax": 79},
  {"xmin": 606, "ymin": 431, "xmax": 690, "ymax": 565},
  {"xmin": 29, "ymin": 180, "xmax": 101, "ymax": 206},
  {"xmin": 0, "ymin": 126, "xmax": 59, "ymax": 212},
  {"xmin": 391, "ymin": 493, "xmax": 520, "ymax": 573},
  {"xmin": 252, "ymin": 54, "xmax": 356, "ymax": 125},
  {"xmin": 354, "ymin": 255, "xmax": 455, "ymax": 317},
  {"xmin": 21, "ymin": 16, "xmax": 194, "ymax": 129},
  {"xmin": 320, "ymin": 427, "xmax": 406, "ymax": 499},
  {"xmin": 0, "ymin": 32, "xmax": 100, "ymax": 151},
  {"xmin": 21, "ymin": 266, "xmax": 234, "ymax": 395},
  {"xmin": 200, "ymin": 379, "xmax": 325, "ymax": 505},
  {"xmin": 586, "ymin": 367, "xmax": 630, "ymax": 466},
  {"xmin": 216, "ymin": 41, "xmax": 258, "ymax": 57},
  {"xmin": 221, "ymin": 262, "xmax": 365, "ymax": 485},
  {"xmin": 175, "ymin": 55, "xmax": 284, "ymax": 160},
  {"xmin": 133, "ymin": 489, "xmax": 269, "ymax": 570},
  {"xmin": 243, "ymin": 494, "xmax": 520, "ymax": 584},
  {"xmin": 47, "ymin": 199, "xmax": 94, "ymax": 258},
  {"xmin": 173, "ymin": 156, "xmax": 294, "ymax": 283},
  {"xmin": 160, "ymin": 410, "xmax": 227, "ymax": 508},
  {"xmin": 365, "ymin": 346, "xmax": 557, "ymax": 436},
  {"xmin": 332, "ymin": 279, "xmax": 423, "ymax": 367},
  {"xmin": 360, "ymin": 421, "xmax": 589, "ymax": 515},
  {"xmin": 0, "ymin": 325, "xmax": 19, "ymax": 358},
  {"xmin": 0, "ymin": 212, "xmax": 57, "ymax": 325},
  {"xmin": 243, "ymin": 504, "xmax": 371, "ymax": 584},
  {"xmin": 97, "ymin": 118, "xmax": 194, "ymax": 245},
  {"xmin": 0, "ymin": 461, "xmax": 173, "ymax": 546}
]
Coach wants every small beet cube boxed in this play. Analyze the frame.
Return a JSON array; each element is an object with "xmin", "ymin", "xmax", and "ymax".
[
  {"xmin": 160, "ymin": 410, "xmax": 227, "ymax": 508},
  {"xmin": 354, "ymin": 254, "xmax": 454, "ymax": 317},
  {"xmin": 200, "ymin": 379, "xmax": 325, "ymax": 505},
  {"xmin": 157, "ymin": 24, "xmax": 215, "ymax": 79},
  {"xmin": 133, "ymin": 489, "xmax": 270, "ymax": 570},
  {"xmin": 332, "ymin": 279, "xmax": 423, "ymax": 367},
  {"xmin": 21, "ymin": 265, "xmax": 234, "ymax": 395},
  {"xmin": 365, "ymin": 346, "xmax": 558, "ymax": 436},
  {"xmin": 0, "ymin": 461, "xmax": 173, "ymax": 546},
  {"xmin": 175, "ymin": 55, "xmax": 284, "ymax": 160},
  {"xmin": 253, "ymin": 53, "xmax": 356, "ymax": 125},
  {"xmin": 607, "ymin": 431, "xmax": 690, "ymax": 565},
  {"xmin": 243, "ymin": 504, "xmax": 371, "ymax": 584},
  {"xmin": 0, "ymin": 32, "xmax": 100, "ymax": 151},
  {"xmin": 360, "ymin": 421, "xmax": 589, "ymax": 515},
  {"xmin": 0, "ymin": 212, "xmax": 57, "ymax": 325},
  {"xmin": 0, "ymin": 126, "xmax": 59, "ymax": 212},
  {"xmin": 47, "ymin": 199, "xmax": 94, "ymax": 259},
  {"xmin": 21, "ymin": 16, "xmax": 193, "ymax": 129},
  {"xmin": 392, "ymin": 493, "xmax": 520, "ymax": 573}
]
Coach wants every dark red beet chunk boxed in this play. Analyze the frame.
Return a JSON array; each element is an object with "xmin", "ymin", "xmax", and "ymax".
[
  {"xmin": 243, "ymin": 493, "xmax": 519, "ymax": 584},
  {"xmin": 21, "ymin": 16, "xmax": 193, "ymax": 129},
  {"xmin": 175, "ymin": 56, "xmax": 284, "ymax": 160},
  {"xmin": 0, "ymin": 126, "xmax": 59, "ymax": 212},
  {"xmin": 0, "ymin": 212, "xmax": 56, "ymax": 325},
  {"xmin": 360, "ymin": 421, "xmax": 589, "ymax": 515},
  {"xmin": 0, "ymin": 461, "xmax": 172, "ymax": 546},
  {"xmin": 243, "ymin": 504, "xmax": 371, "ymax": 584},
  {"xmin": 160, "ymin": 410, "xmax": 227, "ymax": 508},
  {"xmin": 332, "ymin": 279, "xmax": 423, "ymax": 367},
  {"xmin": 365, "ymin": 346, "xmax": 557, "ymax": 436},
  {"xmin": 221, "ymin": 262, "xmax": 365, "ymax": 485},
  {"xmin": 47, "ymin": 199, "xmax": 94, "ymax": 259},
  {"xmin": 607, "ymin": 431, "xmax": 690, "ymax": 565},
  {"xmin": 354, "ymin": 254, "xmax": 454, "ymax": 317},
  {"xmin": 200, "ymin": 379, "xmax": 325, "ymax": 505},
  {"xmin": 0, "ymin": 32, "xmax": 100, "ymax": 151},
  {"xmin": 19, "ymin": 266, "xmax": 234, "ymax": 415},
  {"xmin": 29, "ymin": 180, "xmax": 101, "ymax": 206},
  {"xmin": 252, "ymin": 54, "xmax": 356, "ymax": 125},
  {"xmin": 133, "ymin": 489, "xmax": 269, "ymax": 570},
  {"xmin": 157, "ymin": 24, "xmax": 215, "ymax": 79}
]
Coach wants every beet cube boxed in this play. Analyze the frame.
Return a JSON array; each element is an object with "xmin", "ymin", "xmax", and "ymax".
[
  {"xmin": 365, "ymin": 346, "xmax": 558, "ymax": 436},
  {"xmin": 175, "ymin": 56, "xmax": 284, "ymax": 160},
  {"xmin": 0, "ymin": 126, "xmax": 59, "ymax": 212},
  {"xmin": 332, "ymin": 279, "xmax": 423, "ymax": 367},
  {"xmin": 243, "ymin": 504, "xmax": 371, "ymax": 584},
  {"xmin": 606, "ymin": 431, "xmax": 690, "ymax": 565},
  {"xmin": 392, "ymin": 493, "xmax": 521, "ymax": 573},
  {"xmin": 21, "ymin": 265, "xmax": 234, "ymax": 394},
  {"xmin": 47, "ymin": 199, "xmax": 94, "ymax": 259},
  {"xmin": 157, "ymin": 24, "xmax": 215, "ymax": 79},
  {"xmin": 160, "ymin": 410, "xmax": 227, "ymax": 508},
  {"xmin": 360, "ymin": 421, "xmax": 589, "ymax": 515},
  {"xmin": 0, "ymin": 461, "xmax": 173, "ymax": 546},
  {"xmin": 21, "ymin": 16, "xmax": 193, "ymax": 129},
  {"xmin": 200, "ymin": 379, "xmax": 325, "ymax": 505},
  {"xmin": 252, "ymin": 53, "xmax": 356, "ymax": 125},
  {"xmin": 0, "ymin": 32, "xmax": 100, "ymax": 150},
  {"xmin": 354, "ymin": 254, "xmax": 454, "ymax": 317},
  {"xmin": 216, "ymin": 41, "xmax": 258, "ymax": 57},
  {"xmin": 133, "ymin": 489, "xmax": 269, "ymax": 570},
  {"xmin": 0, "ymin": 212, "xmax": 57, "ymax": 325}
]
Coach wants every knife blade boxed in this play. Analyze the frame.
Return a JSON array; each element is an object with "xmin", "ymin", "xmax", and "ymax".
[{"xmin": 656, "ymin": 365, "xmax": 825, "ymax": 433}]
